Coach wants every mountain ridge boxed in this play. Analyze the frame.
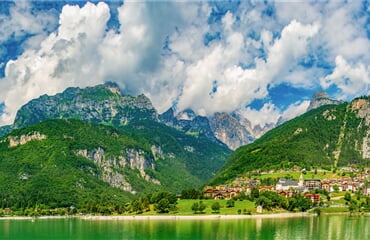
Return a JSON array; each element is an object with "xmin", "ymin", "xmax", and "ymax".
[
  {"xmin": 0, "ymin": 82, "xmax": 260, "ymax": 150},
  {"xmin": 0, "ymin": 84, "xmax": 342, "ymax": 151}
]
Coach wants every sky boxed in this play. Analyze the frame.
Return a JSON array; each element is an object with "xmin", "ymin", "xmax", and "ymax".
[{"xmin": 0, "ymin": 0, "xmax": 369, "ymax": 128}]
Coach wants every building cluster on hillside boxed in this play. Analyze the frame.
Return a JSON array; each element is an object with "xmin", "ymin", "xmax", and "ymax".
[{"xmin": 204, "ymin": 170, "xmax": 370, "ymax": 203}]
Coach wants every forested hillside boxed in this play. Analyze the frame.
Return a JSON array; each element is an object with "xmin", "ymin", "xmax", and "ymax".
[
  {"xmin": 210, "ymin": 98, "xmax": 370, "ymax": 185},
  {"xmin": 0, "ymin": 119, "xmax": 230, "ymax": 210}
]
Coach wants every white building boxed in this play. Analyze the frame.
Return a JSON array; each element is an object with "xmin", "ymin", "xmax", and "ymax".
[{"xmin": 276, "ymin": 178, "xmax": 299, "ymax": 191}]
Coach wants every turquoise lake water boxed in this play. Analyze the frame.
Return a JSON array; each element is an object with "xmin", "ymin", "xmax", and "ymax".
[{"xmin": 1, "ymin": 215, "xmax": 369, "ymax": 240}]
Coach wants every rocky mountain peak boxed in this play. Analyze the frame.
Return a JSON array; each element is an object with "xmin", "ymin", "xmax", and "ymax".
[
  {"xmin": 312, "ymin": 91, "xmax": 329, "ymax": 99},
  {"xmin": 104, "ymin": 81, "xmax": 122, "ymax": 95},
  {"xmin": 210, "ymin": 112, "xmax": 255, "ymax": 150},
  {"xmin": 12, "ymin": 83, "xmax": 157, "ymax": 129},
  {"xmin": 307, "ymin": 91, "xmax": 342, "ymax": 111},
  {"xmin": 158, "ymin": 108, "xmax": 176, "ymax": 126}
]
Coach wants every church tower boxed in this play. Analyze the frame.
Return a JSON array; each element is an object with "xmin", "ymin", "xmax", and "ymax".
[{"xmin": 299, "ymin": 172, "xmax": 304, "ymax": 187}]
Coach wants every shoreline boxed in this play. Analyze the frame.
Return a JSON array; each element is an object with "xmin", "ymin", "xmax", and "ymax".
[
  {"xmin": 0, "ymin": 212, "xmax": 315, "ymax": 221},
  {"xmin": 1, "ymin": 212, "xmax": 369, "ymax": 221},
  {"xmin": 80, "ymin": 212, "xmax": 314, "ymax": 221}
]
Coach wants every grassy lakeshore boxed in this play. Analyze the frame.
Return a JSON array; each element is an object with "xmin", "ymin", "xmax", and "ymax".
[
  {"xmin": 1, "ymin": 197, "xmax": 368, "ymax": 219},
  {"xmin": 176, "ymin": 199, "xmax": 256, "ymax": 215}
]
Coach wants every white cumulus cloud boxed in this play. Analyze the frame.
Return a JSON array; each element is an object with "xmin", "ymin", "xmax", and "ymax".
[{"xmin": 321, "ymin": 55, "xmax": 370, "ymax": 98}]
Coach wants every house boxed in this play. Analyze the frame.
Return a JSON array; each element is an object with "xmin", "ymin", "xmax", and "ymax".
[
  {"xmin": 224, "ymin": 189, "xmax": 238, "ymax": 200},
  {"xmin": 321, "ymin": 180, "xmax": 331, "ymax": 192},
  {"xmin": 276, "ymin": 178, "xmax": 299, "ymax": 191},
  {"xmin": 203, "ymin": 187, "xmax": 217, "ymax": 198},
  {"xmin": 203, "ymin": 185, "xmax": 242, "ymax": 200},
  {"xmin": 277, "ymin": 190, "xmax": 294, "ymax": 198},
  {"xmin": 213, "ymin": 192, "xmax": 224, "ymax": 200},
  {"xmin": 304, "ymin": 193, "xmax": 320, "ymax": 203},
  {"xmin": 341, "ymin": 181, "xmax": 357, "ymax": 192},
  {"xmin": 304, "ymin": 179, "xmax": 321, "ymax": 191}
]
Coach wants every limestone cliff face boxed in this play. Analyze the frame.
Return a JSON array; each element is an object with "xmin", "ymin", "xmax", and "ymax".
[
  {"xmin": 307, "ymin": 91, "xmax": 342, "ymax": 111},
  {"xmin": 75, "ymin": 147, "xmax": 159, "ymax": 194},
  {"xmin": 8, "ymin": 132, "xmax": 47, "ymax": 148},
  {"xmin": 209, "ymin": 112, "xmax": 254, "ymax": 150},
  {"xmin": 150, "ymin": 145, "xmax": 164, "ymax": 160},
  {"xmin": 352, "ymin": 99, "xmax": 370, "ymax": 124},
  {"xmin": 231, "ymin": 112, "xmax": 275, "ymax": 139},
  {"xmin": 351, "ymin": 98, "xmax": 370, "ymax": 159}
]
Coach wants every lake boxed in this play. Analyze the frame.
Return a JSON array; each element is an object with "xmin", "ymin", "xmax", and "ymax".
[{"xmin": 1, "ymin": 215, "xmax": 369, "ymax": 240}]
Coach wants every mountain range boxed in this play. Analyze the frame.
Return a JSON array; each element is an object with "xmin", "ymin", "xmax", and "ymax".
[
  {"xmin": 0, "ymin": 83, "xmax": 271, "ymax": 150},
  {"xmin": 0, "ymin": 82, "xmax": 341, "ymax": 151}
]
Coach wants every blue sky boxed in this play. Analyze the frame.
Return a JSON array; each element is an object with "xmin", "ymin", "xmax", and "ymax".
[{"xmin": 0, "ymin": 0, "xmax": 369, "ymax": 127}]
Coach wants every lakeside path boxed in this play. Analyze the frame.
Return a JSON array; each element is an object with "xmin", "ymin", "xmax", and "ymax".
[{"xmin": 81, "ymin": 212, "xmax": 314, "ymax": 221}]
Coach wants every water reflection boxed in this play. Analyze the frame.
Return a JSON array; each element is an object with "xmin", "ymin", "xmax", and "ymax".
[{"xmin": 0, "ymin": 215, "xmax": 369, "ymax": 240}]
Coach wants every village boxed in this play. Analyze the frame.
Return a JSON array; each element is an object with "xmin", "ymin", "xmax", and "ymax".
[{"xmin": 204, "ymin": 168, "xmax": 370, "ymax": 204}]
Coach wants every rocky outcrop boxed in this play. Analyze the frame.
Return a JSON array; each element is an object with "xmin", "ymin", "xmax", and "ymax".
[
  {"xmin": 75, "ymin": 147, "xmax": 160, "ymax": 193},
  {"xmin": 158, "ymin": 108, "xmax": 176, "ymax": 126},
  {"xmin": 322, "ymin": 109, "xmax": 337, "ymax": 121},
  {"xmin": 352, "ymin": 99, "xmax": 370, "ymax": 124},
  {"xmin": 231, "ymin": 112, "xmax": 274, "ymax": 139},
  {"xmin": 351, "ymin": 98, "xmax": 370, "ymax": 158},
  {"xmin": 307, "ymin": 91, "xmax": 342, "ymax": 111},
  {"xmin": 210, "ymin": 112, "xmax": 254, "ymax": 150},
  {"xmin": 151, "ymin": 145, "xmax": 164, "ymax": 160},
  {"xmin": 8, "ymin": 132, "xmax": 47, "ymax": 147},
  {"xmin": 126, "ymin": 148, "xmax": 155, "ymax": 179}
]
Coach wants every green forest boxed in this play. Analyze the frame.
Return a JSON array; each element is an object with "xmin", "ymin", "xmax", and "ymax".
[{"xmin": 0, "ymin": 119, "xmax": 230, "ymax": 213}]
